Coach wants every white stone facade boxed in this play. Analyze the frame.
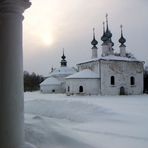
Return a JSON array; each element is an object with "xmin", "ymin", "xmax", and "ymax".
[
  {"xmin": 69, "ymin": 57, "xmax": 144, "ymax": 96},
  {"xmin": 40, "ymin": 84, "xmax": 65, "ymax": 93},
  {"xmin": 66, "ymin": 69, "xmax": 100, "ymax": 95},
  {"xmin": 100, "ymin": 60, "xmax": 144, "ymax": 95},
  {"xmin": 66, "ymin": 78, "xmax": 100, "ymax": 95},
  {"xmin": 40, "ymin": 77, "xmax": 65, "ymax": 93},
  {"xmin": 78, "ymin": 61, "xmax": 100, "ymax": 74}
]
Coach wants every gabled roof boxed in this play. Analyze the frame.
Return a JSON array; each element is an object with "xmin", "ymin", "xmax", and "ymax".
[
  {"xmin": 49, "ymin": 67, "xmax": 77, "ymax": 77},
  {"xmin": 66, "ymin": 69, "xmax": 100, "ymax": 79},
  {"xmin": 40, "ymin": 77, "xmax": 61, "ymax": 85},
  {"xmin": 77, "ymin": 55, "xmax": 142, "ymax": 65}
]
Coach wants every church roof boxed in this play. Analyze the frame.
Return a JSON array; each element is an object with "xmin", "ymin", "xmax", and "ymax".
[
  {"xmin": 49, "ymin": 67, "xmax": 77, "ymax": 77},
  {"xmin": 77, "ymin": 55, "xmax": 143, "ymax": 65},
  {"xmin": 40, "ymin": 77, "xmax": 61, "ymax": 85},
  {"xmin": 66, "ymin": 69, "xmax": 100, "ymax": 79}
]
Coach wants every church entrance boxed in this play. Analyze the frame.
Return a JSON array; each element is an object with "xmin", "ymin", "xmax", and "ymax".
[
  {"xmin": 79, "ymin": 86, "xmax": 83, "ymax": 93},
  {"xmin": 120, "ymin": 87, "xmax": 125, "ymax": 95}
]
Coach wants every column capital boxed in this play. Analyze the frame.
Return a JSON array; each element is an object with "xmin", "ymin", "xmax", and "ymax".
[{"xmin": 0, "ymin": 0, "xmax": 31, "ymax": 14}]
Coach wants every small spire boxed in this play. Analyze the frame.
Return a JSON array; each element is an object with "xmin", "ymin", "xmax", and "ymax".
[
  {"xmin": 120, "ymin": 25, "xmax": 123, "ymax": 36},
  {"xmin": 106, "ymin": 13, "xmax": 109, "ymax": 31},
  {"xmin": 103, "ymin": 21, "xmax": 105, "ymax": 33},
  {"xmin": 105, "ymin": 13, "xmax": 112, "ymax": 39},
  {"xmin": 119, "ymin": 25, "xmax": 126, "ymax": 46},
  {"xmin": 91, "ymin": 28, "xmax": 98, "ymax": 47},
  {"xmin": 93, "ymin": 28, "xmax": 95, "ymax": 38},
  {"xmin": 101, "ymin": 22, "xmax": 108, "ymax": 43},
  {"xmin": 61, "ymin": 48, "xmax": 66, "ymax": 60},
  {"xmin": 61, "ymin": 49, "xmax": 67, "ymax": 67}
]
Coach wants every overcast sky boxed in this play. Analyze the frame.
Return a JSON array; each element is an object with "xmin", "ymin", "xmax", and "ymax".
[{"xmin": 23, "ymin": 0, "xmax": 148, "ymax": 76}]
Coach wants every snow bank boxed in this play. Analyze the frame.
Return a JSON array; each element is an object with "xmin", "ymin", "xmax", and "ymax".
[{"xmin": 24, "ymin": 92, "xmax": 148, "ymax": 148}]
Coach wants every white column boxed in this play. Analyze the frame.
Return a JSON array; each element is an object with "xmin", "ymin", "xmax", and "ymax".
[{"xmin": 0, "ymin": 1, "xmax": 31, "ymax": 148}]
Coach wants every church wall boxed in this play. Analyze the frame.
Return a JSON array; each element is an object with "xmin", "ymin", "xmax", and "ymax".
[
  {"xmin": 77, "ymin": 61, "xmax": 100, "ymax": 76},
  {"xmin": 40, "ymin": 84, "xmax": 65, "ymax": 93},
  {"xmin": 66, "ymin": 78, "xmax": 100, "ymax": 95},
  {"xmin": 100, "ymin": 60, "xmax": 144, "ymax": 95}
]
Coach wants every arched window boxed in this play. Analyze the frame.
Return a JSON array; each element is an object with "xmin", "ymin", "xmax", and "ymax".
[
  {"xmin": 79, "ymin": 86, "xmax": 83, "ymax": 93},
  {"xmin": 130, "ymin": 76, "xmax": 135, "ymax": 85},
  {"xmin": 111, "ymin": 76, "xmax": 115, "ymax": 85},
  {"xmin": 67, "ymin": 86, "xmax": 70, "ymax": 92}
]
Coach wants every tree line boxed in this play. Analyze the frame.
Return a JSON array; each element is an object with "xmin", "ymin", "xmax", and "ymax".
[{"xmin": 24, "ymin": 71, "xmax": 44, "ymax": 92}]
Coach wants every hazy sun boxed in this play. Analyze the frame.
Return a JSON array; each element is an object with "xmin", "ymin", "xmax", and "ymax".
[{"xmin": 41, "ymin": 33, "xmax": 54, "ymax": 46}]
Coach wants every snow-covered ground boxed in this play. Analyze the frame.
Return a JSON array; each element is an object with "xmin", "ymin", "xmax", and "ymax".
[{"xmin": 24, "ymin": 92, "xmax": 148, "ymax": 148}]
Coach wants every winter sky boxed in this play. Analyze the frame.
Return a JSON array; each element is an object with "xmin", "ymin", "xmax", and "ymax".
[{"xmin": 23, "ymin": 0, "xmax": 148, "ymax": 76}]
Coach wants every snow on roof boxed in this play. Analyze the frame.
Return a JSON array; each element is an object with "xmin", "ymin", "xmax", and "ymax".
[
  {"xmin": 77, "ymin": 55, "xmax": 143, "ymax": 65},
  {"xmin": 66, "ymin": 69, "xmax": 100, "ymax": 79},
  {"xmin": 101, "ymin": 55, "xmax": 139, "ymax": 61},
  {"xmin": 49, "ymin": 67, "xmax": 77, "ymax": 77},
  {"xmin": 40, "ymin": 77, "xmax": 61, "ymax": 85}
]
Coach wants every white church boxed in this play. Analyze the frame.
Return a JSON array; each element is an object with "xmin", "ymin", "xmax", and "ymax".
[
  {"xmin": 40, "ymin": 51, "xmax": 77, "ymax": 93},
  {"xmin": 40, "ymin": 15, "xmax": 144, "ymax": 95}
]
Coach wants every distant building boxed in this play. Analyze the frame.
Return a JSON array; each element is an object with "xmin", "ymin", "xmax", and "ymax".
[
  {"xmin": 40, "ymin": 51, "xmax": 77, "ymax": 93},
  {"xmin": 66, "ymin": 15, "xmax": 144, "ymax": 95}
]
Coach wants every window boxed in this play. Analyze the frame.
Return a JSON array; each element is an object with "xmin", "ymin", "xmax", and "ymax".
[
  {"xmin": 79, "ymin": 86, "xmax": 83, "ymax": 93},
  {"xmin": 111, "ymin": 76, "xmax": 115, "ymax": 85},
  {"xmin": 52, "ymin": 89, "xmax": 55, "ymax": 93},
  {"xmin": 68, "ymin": 86, "xmax": 70, "ymax": 92},
  {"xmin": 130, "ymin": 76, "xmax": 135, "ymax": 85}
]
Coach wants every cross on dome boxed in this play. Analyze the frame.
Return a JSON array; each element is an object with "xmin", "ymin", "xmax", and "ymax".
[
  {"xmin": 91, "ymin": 28, "xmax": 98, "ymax": 47},
  {"xmin": 119, "ymin": 25, "xmax": 126, "ymax": 46}
]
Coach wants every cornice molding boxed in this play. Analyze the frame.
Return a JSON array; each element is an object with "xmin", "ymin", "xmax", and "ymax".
[{"xmin": 0, "ymin": 0, "xmax": 31, "ymax": 14}]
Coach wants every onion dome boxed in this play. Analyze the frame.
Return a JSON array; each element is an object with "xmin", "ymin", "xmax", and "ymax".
[
  {"xmin": 101, "ymin": 22, "xmax": 108, "ymax": 42},
  {"xmin": 119, "ymin": 25, "xmax": 126, "ymax": 46},
  {"xmin": 91, "ymin": 28, "xmax": 98, "ymax": 47},
  {"xmin": 61, "ymin": 51, "xmax": 66, "ymax": 60},
  {"xmin": 105, "ymin": 29, "xmax": 112, "ymax": 39}
]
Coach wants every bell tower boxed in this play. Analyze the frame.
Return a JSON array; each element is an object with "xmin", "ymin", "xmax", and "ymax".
[{"xmin": 101, "ymin": 14, "xmax": 114, "ymax": 56}]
